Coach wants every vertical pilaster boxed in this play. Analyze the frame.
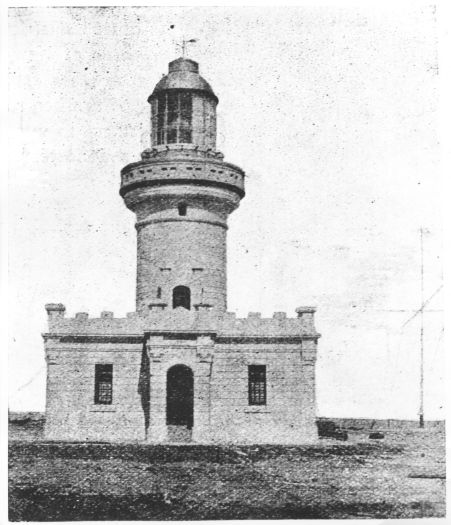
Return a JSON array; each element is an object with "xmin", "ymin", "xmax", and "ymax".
[
  {"xmin": 147, "ymin": 338, "xmax": 167, "ymax": 442},
  {"xmin": 300, "ymin": 339, "xmax": 318, "ymax": 441},
  {"xmin": 192, "ymin": 336, "xmax": 214, "ymax": 442}
]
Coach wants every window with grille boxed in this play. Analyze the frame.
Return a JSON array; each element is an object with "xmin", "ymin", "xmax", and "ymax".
[
  {"xmin": 94, "ymin": 364, "xmax": 113, "ymax": 405},
  {"xmin": 248, "ymin": 365, "xmax": 266, "ymax": 405},
  {"xmin": 153, "ymin": 92, "xmax": 193, "ymax": 145}
]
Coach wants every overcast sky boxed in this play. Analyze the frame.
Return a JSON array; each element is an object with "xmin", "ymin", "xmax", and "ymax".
[{"xmin": 8, "ymin": 5, "xmax": 444, "ymax": 419}]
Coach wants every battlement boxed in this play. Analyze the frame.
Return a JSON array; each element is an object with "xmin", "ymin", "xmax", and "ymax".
[
  {"xmin": 44, "ymin": 305, "xmax": 319, "ymax": 339},
  {"xmin": 219, "ymin": 309, "xmax": 318, "ymax": 337},
  {"xmin": 44, "ymin": 306, "xmax": 143, "ymax": 335}
]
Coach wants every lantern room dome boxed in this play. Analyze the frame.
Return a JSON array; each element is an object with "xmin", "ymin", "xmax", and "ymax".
[{"xmin": 148, "ymin": 57, "xmax": 217, "ymax": 103}]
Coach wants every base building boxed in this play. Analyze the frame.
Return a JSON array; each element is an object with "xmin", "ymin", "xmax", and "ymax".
[{"xmin": 43, "ymin": 57, "xmax": 320, "ymax": 443}]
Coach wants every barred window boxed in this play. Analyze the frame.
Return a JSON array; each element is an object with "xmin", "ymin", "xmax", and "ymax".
[
  {"xmin": 94, "ymin": 364, "xmax": 113, "ymax": 405},
  {"xmin": 248, "ymin": 365, "xmax": 266, "ymax": 405},
  {"xmin": 153, "ymin": 92, "xmax": 193, "ymax": 145}
]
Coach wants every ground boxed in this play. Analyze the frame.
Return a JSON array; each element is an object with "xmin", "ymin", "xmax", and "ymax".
[{"xmin": 8, "ymin": 415, "xmax": 446, "ymax": 521}]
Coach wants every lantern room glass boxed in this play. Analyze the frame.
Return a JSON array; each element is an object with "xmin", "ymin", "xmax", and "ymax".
[{"xmin": 153, "ymin": 92, "xmax": 193, "ymax": 145}]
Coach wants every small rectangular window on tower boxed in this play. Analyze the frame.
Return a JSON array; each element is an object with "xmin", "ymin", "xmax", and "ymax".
[
  {"xmin": 94, "ymin": 364, "xmax": 113, "ymax": 405},
  {"xmin": 248, "ymin": 365, "xmax": 266, "ymax": 405}
]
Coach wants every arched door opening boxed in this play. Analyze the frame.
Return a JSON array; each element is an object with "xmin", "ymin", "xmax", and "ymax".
[
  {"xmin": 173, "ymin": 285, "xmax": 191, "ymax": 310},
  {"xmin": 166, "ymin": 365, "xmax": 194, "ymax": 430}
]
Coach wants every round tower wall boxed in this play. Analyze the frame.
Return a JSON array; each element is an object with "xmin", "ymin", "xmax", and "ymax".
[{"xmin": 136, "ymin": 217, "xmax": 227, "ymax": 314}]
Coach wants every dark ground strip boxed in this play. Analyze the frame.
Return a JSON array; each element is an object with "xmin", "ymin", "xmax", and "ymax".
[
  {"xmin": 9, "ymin": 488, "xmax": 438, "ymax": 521},
  {"xmin": 8, "ymin": 435, "xmax": 445, "ymax": 521},
  {"xmin": 9, "ymin": 442, "xmax": 402, "ymax": 463}
]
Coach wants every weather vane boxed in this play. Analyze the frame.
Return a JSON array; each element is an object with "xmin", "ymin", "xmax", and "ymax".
[{"xmin": 176, "ymin": 37, "xmax": 198, "ymax": 58}]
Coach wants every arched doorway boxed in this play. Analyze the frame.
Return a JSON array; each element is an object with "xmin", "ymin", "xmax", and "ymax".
[
  {"xmin": 173, "ymin": 285, "xmax": 191, "ymax": 310},
  {"xmin": 166, "ymin": 365, "xmax": 194, "ymax": 433}
]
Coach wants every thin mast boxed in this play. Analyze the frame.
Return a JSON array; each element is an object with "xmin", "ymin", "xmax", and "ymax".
[{"xmin": 419, "ymin": 228, "xmax": 424, "ymax": 428}]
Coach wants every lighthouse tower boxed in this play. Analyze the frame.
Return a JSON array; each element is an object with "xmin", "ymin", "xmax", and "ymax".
[
  {"xmin": 43, "ymin": 55, "xmax": 319, "ymax": 445},
  {"xmin": 120, "ymin": 57, "xmax": 245, "ymax": 315}
]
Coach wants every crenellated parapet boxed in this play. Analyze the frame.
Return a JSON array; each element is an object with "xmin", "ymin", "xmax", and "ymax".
[
  {"xmin": 219, "ymin": 309, "xmax": 319, "ymax": 339},
  {"xmin": 43, "ymin": 304, "xmax": 320, "ymax": 340},
  {"xmin": 44, "ymin": 304, "xmax": 143, "ymax": 336}
]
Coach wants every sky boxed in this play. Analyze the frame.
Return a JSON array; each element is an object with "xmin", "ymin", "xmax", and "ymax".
[{"xmin": 8, "ymin": 5, "xmax": 444, "ymax": 419}]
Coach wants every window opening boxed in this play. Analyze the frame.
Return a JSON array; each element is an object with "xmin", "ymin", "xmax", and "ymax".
[
  {"xmin": 178, "ymin": 203, "xmax": 187, "ymax": 216},
  {"xmin": 173, "ymin": 285, "xmax": 191, "ymax": 310},
  {"xmin": 248, "ymin": 365, "xmax": 266, "ymax": 406},
  {"xmin": 94, "ymin": 364, "xmax": 113, "ymax": 405},
  {"xmin": 157, "ymin": 287, "xmax": 162, "ymax": 299}
]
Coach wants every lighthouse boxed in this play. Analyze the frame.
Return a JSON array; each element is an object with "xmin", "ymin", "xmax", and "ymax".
[
  {"xmin": 43, "ymin": 56, "xmax": 319, "ymax": 444},
  {"xmin": 120, "ymin": 57, "xmax": 245, "ymax": 314}
]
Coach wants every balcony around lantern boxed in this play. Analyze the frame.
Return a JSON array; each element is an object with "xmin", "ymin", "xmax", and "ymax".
[{"xmin": 120, "ymin": 149, "xmax": 245, "ymax": 200}]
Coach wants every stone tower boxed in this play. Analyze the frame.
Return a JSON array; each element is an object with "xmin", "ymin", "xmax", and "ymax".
[{"xmin": 120, "ymin": 57, "xmax": 245, "ymax": 315}]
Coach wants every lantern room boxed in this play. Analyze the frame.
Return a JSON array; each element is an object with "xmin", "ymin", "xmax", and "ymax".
[{"xmin": 148, "ymin": 58, "xmax": 218, "ymax": 149}]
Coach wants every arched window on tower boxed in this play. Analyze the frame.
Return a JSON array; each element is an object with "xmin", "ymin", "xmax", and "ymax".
[
  {"xmin": 172, "ymin": 286, "xmax": 191, "ymax": 310},
  {"xmin": 153, "ymin": 92, "xmax": 193, "ymax": 145}
]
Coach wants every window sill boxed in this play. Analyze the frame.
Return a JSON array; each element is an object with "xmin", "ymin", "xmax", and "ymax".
[
  {"xmin": 244, "ymin": 406, "xmax": 271, "ymax": 414},
  {"xmin": 89, "ymin": 406, "xmax": 117, "ymax": 412}
]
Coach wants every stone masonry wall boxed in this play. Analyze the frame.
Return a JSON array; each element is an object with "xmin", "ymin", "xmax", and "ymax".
[
  {"xmin": 44, "ymin": 340, "xmax": 317, "ymax": 444},
  {"xmin": 208, "ymin": 343, "xmax": 317, "ymax": 444},
  {"xmin": 45, "ymin": 341, "xmax": 145, "ymax": 441},
  {"xmin": 136, "ymin": 218, "xmax": 227, "ymax": 314},
  {"xmin": 43, "ymin": 306, "xmax": 318, "ymax": 443},
  {"xmin": 141, "ymin": 335, "xmax": 318, "ymax": 444}
]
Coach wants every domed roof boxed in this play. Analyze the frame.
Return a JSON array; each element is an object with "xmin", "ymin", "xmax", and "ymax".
[{"xmin": 148, "ymin": 57, "xmax": 218, "ymax": 103}]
